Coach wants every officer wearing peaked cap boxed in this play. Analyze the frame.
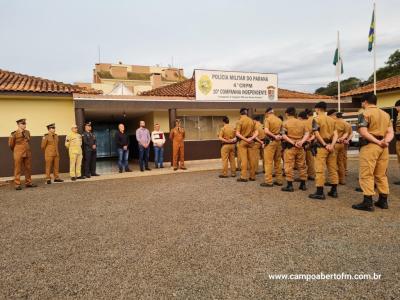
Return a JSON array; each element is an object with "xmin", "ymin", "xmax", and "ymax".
[
  {"xmin": 8, "ymin": 118, "xmax": 37, "ymax": 190},
  {"xmin": 41, "ymin": 123, "xmax": 63, "ymax": 184},
  {"xmin": 82, "ymin": 121, "xmax": 100, "ymax": 178}
]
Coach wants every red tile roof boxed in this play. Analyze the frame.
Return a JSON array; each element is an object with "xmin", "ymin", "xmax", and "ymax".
[
  {"xmin": 141, "ymin": 78, "xmax": 195, "ymax": 97},
  {"xmin": 141, "ymin": 77, "xmax": 331, "ymax": 99},
  {"xmin": 0, "ymin": 69, "xmax": 101, "ymax": 94},
  {"xmin": 341, "ymin": 75, "xmax": 400, "ymax": 97}
]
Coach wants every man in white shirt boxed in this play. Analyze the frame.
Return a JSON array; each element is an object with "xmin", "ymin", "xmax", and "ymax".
[{"xmin": 151, "ymin": 123, "xmax": 166, "ymax": 168}]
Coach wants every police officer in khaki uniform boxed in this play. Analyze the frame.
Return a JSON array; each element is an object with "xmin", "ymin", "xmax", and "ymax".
[
  {"xmin": 352, "ymin": 94, "xmax": 394, "ymax": 211},
  {"xmin": 298, "ymin": 111, "xmax": 316, "ymax": 181},
  {"xmin": 8, "ymin": 119, "xmax": 37, "ymax": 190},
  {"xmin": 327, "ymin": 110, "xmax": 349, "ymax": 185},
  {"xmin": 236, "ymin": 108, "xmax": 258, "ymax": 182},
  {"xmin": 65, "ymin": 124, "xmax": 84, "ymax": 181},
  {"xmin": 218, "ymin": 116, "xmax": 237, "ymax": 178},
  {"xmin": 305, "ymin": 109, "xmax": 316, "ymax": 180},
  {"xmin": 343, "ymin": 116, "xmax": 353, "ymax": 176},
  {"xmin": 252, "ymin": 116, "xmax": 265, "ymax": 176},
  {"xmin": 261, "ymin": 107, "xmax": 283, "ymax": 187},
  {"xmin": 41, "ymin": 123, "xmax": 64, "ymax": 184},
  {"xmin": 394, "ymin": 99, "xmax": 400, "ymax": 185},
  {"xmin": 170, "ymin": 119, "xmax": 186, "ymax": 171},
  {"xmin": 309, "ymin": 102, "xmax": 339, "ymax": 200},
  {"xmin": 280, "ymin": 107, "xmax": 309, "ymax": 192}
]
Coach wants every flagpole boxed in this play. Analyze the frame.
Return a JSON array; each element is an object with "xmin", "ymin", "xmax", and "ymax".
[
  {"xmin": 337, "ymin": 31, "xmax": 341, "ymax": 112},
  {"xmin": 373, "ymin": 2, "xmax": 377, "ymax": 95}
]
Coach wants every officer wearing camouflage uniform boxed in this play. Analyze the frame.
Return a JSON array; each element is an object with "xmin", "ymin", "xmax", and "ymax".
[
  {"xmin": 280, "ymin": 107, "xmax": 309, "ymax": 192},
  {"xmin": 8, "ymin": 119, "xmax": 37, "ymax": 190},
  {"xmin": 260, "ymin": 107, "xmax": 283, "ymax": 187},
  {"xmin": 41, "ymin": 123, "xmax": 63, "ymax": 184},
  {"xmin": 352, "ymin": 94, "xmax": 394, "ymax": 211},
  {"xmin": 309, "ymin": 102, "xmax": 339, "ymax": 200}
]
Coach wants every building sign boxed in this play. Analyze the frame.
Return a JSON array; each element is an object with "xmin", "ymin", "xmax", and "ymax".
[{"xmin": 195, "ymin": 69, "xmax": 278, "ymax": 101}]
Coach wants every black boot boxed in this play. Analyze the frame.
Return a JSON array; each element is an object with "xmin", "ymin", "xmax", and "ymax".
[
  {"xmin": 309, "ymin": 186, "xmax": 325, "ymax": 200},
  {"xmin": 299, "ymin": 180, "xmax": 307, "ymax": 191},
  {"xmin": 374, "ymin": 194, "xmax": 388, "ymax": 209},
  {"xmin": 328, "ymin": 184, "xmax": 338, "ymax": 198},
  {"xmin": 281, "ymin": 181, "xmax": 294, "ymax": 192},
  {"xmin": 352, "ymin": 195, "xmax": 374, "ymax": 212}
]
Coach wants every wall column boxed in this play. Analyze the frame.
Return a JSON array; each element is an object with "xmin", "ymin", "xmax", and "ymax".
[
  {"xmin": 168, "ymin": 108, "xmax": 177, "ymax": 131},
  {"xmin": 75, "ymin": 108, "xmax": 85, "ymax": 134},
  {"xmin": 248, "ymin": 107, "xmax": 254, "ymax": 118}
]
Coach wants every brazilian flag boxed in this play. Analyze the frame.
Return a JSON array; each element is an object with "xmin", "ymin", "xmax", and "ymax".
[{"xmin": 368, "ymin": 9, "xmax": 375, "ymax": 52}]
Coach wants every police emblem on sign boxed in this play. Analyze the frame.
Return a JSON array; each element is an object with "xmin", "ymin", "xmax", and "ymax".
[{"xmin": 198, "ymin": 75, "xmax": 212, "ymax": 95}]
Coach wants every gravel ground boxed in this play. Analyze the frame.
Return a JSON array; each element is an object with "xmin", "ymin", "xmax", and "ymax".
[{"xmin": 0, "ymin": 160, "xmax": 399, "ymax": 299}]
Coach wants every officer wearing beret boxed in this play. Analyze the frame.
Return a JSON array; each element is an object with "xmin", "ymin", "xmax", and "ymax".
[
  {"xmin": 82, "ymin": 121, "xmax": 100, "ymax": 178},
  {"xmin": 41, "ymin": 123, "xmax": 63, "ymax": 184},
  {"xmin": 8, "ymin": 119, "xmax": 37, "ymax": 190}
]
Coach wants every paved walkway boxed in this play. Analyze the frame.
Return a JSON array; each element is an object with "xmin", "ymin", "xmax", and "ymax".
[{"xmin": 1, "ymin": 153, "xmax": 397, "ymax": 185}]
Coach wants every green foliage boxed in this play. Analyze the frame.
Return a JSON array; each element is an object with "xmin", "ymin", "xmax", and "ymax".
[
  {"xmin": 364, "ymin": 50, "xmax": 400, "ymax": 84},
  {"xmin": 315, "ymin": 49, "xmax": 400, "ymax": 93},
  {"xmin": 315, "ymin": 77, "xmax": 362, "ymax": 96}
]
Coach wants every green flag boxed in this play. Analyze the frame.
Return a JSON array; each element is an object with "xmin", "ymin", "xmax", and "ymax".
[{"xmin": 333, "ymin": 36, "xmax": 343, "ymax": 76}]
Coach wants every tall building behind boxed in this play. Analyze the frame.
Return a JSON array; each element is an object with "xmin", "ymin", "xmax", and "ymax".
[{"xmin": 76, "ymin": 62, "xmax": 186, "ymax": 95}]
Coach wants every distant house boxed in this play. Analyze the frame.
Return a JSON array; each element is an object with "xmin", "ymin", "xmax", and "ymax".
[
  {"xmin": 341, "ymin": 74, "xmax": 400, "ymax": 119},
  {"xmin": 0, "ymin": 69, "xmax": 100, "ymax": 177},
  {"xmin": 75, "ymin": 62, "xmax": 186, "ymax": 96}
]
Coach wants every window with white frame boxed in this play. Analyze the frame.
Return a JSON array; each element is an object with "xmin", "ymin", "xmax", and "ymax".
[{"xmin": 178, "ymin": 116, "xmax": 225, "ymax": 141}]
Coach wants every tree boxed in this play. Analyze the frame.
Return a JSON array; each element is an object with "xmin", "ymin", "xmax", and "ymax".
[
  {"xmin": 315, "ymin": 49, "xmax": 400, "ymax": 93},
  {"xmin": 364, "ymin": 49, "xmax": 400, "ymax": 84},
  {"xmin": 315, "ymin": 77, "xmax": 362, "ymax": 96}
]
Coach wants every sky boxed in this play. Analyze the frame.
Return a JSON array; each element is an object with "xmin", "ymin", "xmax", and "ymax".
[{"xmin": 0, "ymin": 0, "xmax": 399, "ymax": 93}]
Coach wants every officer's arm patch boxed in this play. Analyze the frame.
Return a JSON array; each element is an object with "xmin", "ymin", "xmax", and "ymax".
[
  {"xmin": 312, "ymin": 119, "xmax": 320, "ymax": 132},
  {"xmin": 357, "ymin": 114, "xmax": 369, "ymax": 128}
]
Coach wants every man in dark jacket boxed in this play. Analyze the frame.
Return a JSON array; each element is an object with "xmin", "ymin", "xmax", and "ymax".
[
  {"xmin": 82, "ymin": 121, "xmax": 100, "ymax": 178},
  {"xmin": 116, "ymin": 123, "xmax": 132, "ymax": 173}
]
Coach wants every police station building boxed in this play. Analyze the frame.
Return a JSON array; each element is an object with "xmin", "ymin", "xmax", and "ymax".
[{"xmin": 0, "ymin": 68, "xmax": 358, "ymax": 177}]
